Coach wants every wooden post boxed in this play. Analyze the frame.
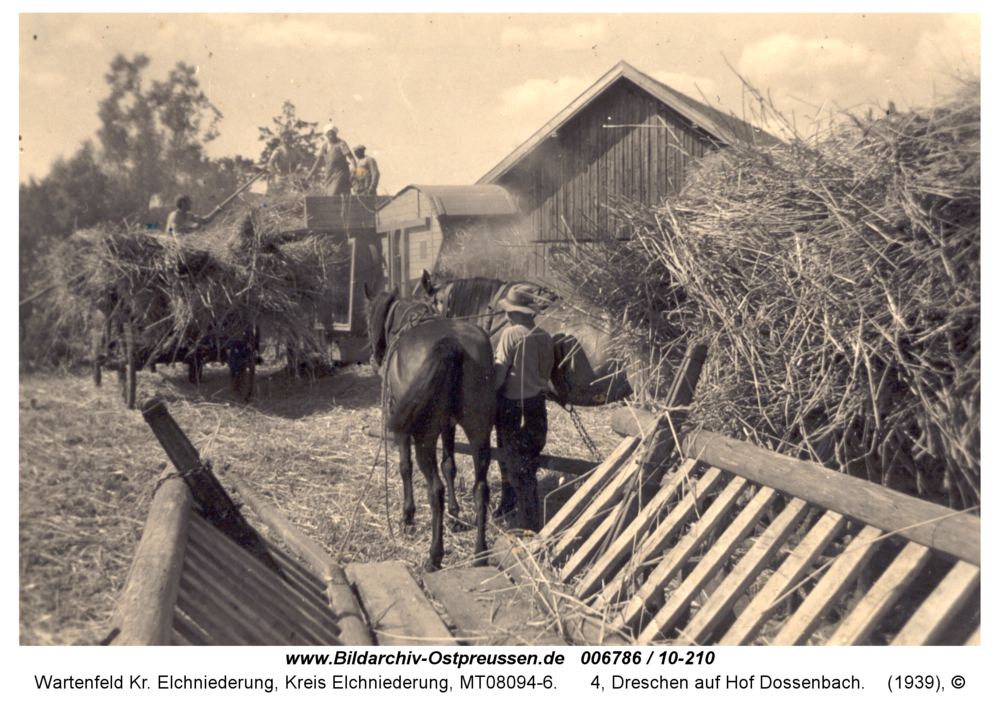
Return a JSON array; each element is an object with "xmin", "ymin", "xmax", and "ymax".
[
  {"xmin": 636, "ymin": 342, "xmax": 708, "ymax": 483},
  {"xmin": 107, "ymin": 474, "xmax": 191, "ymax": 645},
  {"xmin": 141, "ymin": 398, "xmax": 286, "ymax": 578},
  {"xmin": 610, "ymin": 407, "xmax": 658, "ymax": 438}
]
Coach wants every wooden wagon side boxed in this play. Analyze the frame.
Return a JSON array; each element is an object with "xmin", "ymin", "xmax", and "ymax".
[
  {"xmin": 107, "ymin": 472, "xmax": 352, "ymax": 646},
  {"xmin": 105, "ymin": 399, "xmax": 369, "ymax": 646}
]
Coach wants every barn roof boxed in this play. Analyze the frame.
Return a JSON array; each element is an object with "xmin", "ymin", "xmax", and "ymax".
[
  {"xmin": 395, "ymin": 184, "xmax": 520, "ymax": 217},
  {"xmin": 478, "ymin": 60, "xmax": 778, "ymax": 185}
]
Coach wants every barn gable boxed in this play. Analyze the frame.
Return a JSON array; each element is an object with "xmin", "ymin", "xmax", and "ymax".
[{"xmin": 478, "ymin": 61, "xmax": 775, "ymax": 280}]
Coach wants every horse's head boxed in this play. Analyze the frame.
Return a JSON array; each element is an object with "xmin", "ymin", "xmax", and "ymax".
[
  {"xmin": 412, "ymin": 270, "xmax": 435, "ymax": 299},
  {"xmin": 363, "ymin": 283, "xmax": 397, "ymax": 367},
  {"xmin": 412, "ymin": 270, "xmax": 451, "ymax": 316}
]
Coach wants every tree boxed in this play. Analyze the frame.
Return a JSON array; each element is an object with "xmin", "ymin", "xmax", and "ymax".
[
  {"xmin": 19, "ymin": 141, "xmax": 112, "ymax": 292},
  {"xmin": 149, "ymin": 61, "xmax": 223, "ymax": 181},
  {"xmin": 95, "ymin": 53, "xmax": 224, "ymax": 220},
  {"xmin": 96, "ymin": 54, "xmax": 161, "ymax": 215}
]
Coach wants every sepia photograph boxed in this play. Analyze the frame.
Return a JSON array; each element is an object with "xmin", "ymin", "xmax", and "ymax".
[{"xmin": 19, "ymin": 11, "xmax": 980, "ymax": 662}]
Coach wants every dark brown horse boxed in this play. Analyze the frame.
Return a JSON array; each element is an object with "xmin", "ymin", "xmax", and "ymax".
[
  {"xmin": 415, "ymin": 271, "xmax": 632, "ymax": 407},
  {"xmin": 364, "ymin": 285, "xmax": 495, "ymax": 572}
]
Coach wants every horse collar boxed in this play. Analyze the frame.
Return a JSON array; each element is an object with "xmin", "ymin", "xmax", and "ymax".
[
  {"xmin": 385, "ymin": 299, "xmax": 403, "ymax": 341},
  {"xmin": 384, "ymin": 299, "xmax": 437, "ymax": 364}
]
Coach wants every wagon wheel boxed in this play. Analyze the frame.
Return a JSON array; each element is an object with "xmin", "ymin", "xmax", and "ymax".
[
  {"xmin": 232, "ymin": 359, "xmax": 255, "ymax": 404},
  {"xmin": 120, "ymin": 321, "xmax": 138, "ymax": 409}
]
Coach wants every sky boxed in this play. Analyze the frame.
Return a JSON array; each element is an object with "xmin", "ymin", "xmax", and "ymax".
[{"xmin": 18, "ymin": 12, "xmax": 981, "ymax": 198}]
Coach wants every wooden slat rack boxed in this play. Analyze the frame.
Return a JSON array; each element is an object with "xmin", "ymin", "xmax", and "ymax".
[
  {"xmin": 110, "ymin": 369, "xmax": 980, "ymax": 647},
  {"xmin": 522, "ymin": 407, "xmax": 981, "ymax": 646}
]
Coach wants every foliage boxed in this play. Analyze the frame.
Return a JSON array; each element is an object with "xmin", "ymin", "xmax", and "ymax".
[
  {"xmin": 20, "ymin": 53, "xmax": 255, "ymax": 298},
  {"xmin": 256, "ymin": 100, "xmax": 320, "ymax": 169},
  {"xmin": 96, "ymin": 54, "xmax": 223, "ymax": 213}
]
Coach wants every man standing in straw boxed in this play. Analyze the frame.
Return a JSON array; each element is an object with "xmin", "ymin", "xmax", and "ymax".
[
  {"xmin": 493, "ymin": 285, "xmax": 555, "ymax": 532},
  {"xmin": 305, "ymin": 125, "xmax": 358, "ymax": 196}
]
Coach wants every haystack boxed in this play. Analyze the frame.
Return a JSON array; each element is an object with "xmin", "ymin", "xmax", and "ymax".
[
  {"xmin": 553, "ymin": 81, "xmax": 980, "ymax": 509},
  {"xmin": 39, "ymin": 188, "xmax": 350, "ymax": 368}
]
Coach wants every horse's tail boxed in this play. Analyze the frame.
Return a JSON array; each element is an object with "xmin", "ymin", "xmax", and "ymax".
[{"xmin": 386, "ymin": 338, "xmax": 463, "ymax": 435}]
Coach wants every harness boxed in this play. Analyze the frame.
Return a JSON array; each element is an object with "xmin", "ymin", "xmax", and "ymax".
[
  {"xmin": 485, "ymin": 284, "xmax": 512, "ymax": 338},
  {"xmin": 374, "ymin": 299, "xmax": 439, "ymax": 374},
  {"xmin": 375, "ymin": 298, "xmax": 445, "ymax": 446}
]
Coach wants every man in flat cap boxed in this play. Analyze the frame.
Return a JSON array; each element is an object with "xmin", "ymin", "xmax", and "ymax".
[{"xmin": 492, "ymin": 285, "xmax": 555, "ymax": 532}]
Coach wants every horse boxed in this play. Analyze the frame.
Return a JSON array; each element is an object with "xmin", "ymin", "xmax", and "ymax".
[
  {"xmin": 364, "ymin": 284, "xmax": 496, "ymax": 572},
  {"xmin": 414, "ymin": 271, "xmax": 633, "ymax": 407}
]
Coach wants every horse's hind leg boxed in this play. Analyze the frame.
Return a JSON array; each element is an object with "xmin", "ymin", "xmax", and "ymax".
[
  {"xmin": 396, "ymin": 434, "xmax": 417, "ymax": 531},
  {"xmin": 467, "ymin": 428, "xmax": 492, "ymax": 565},
  {"xmin": 413, "ymin": 437, "xmax": 445, "ymax": 572},
  {"xmin": 440, "ymin": 423, "xmax": 463, "ymax": 526}
]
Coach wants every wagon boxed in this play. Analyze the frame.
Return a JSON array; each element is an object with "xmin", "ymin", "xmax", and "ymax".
[
  {"xmin": 89, "ymin": 268, "xmax": 259, "ymax": 409},
  {"xmin": 87, "ymin": 194, "xmax": 389, "ymax": 407},
  {"xmin": 296, "ymin": 194, "xmax": 386, "ymax": 365}
]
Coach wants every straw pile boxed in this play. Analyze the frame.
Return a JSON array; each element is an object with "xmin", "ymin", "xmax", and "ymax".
[
  {"xmin": 39, "ymin": 189, "xmax": 350, "ymax": 366},
  {"xmin": 554, "ymin": 81, "xmax": 980, "ymax": 509}
]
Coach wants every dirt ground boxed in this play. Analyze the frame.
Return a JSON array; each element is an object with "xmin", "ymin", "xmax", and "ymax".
[{"xmin": 18, "ymin": 361, "xmax": 626, "ymax": 646}]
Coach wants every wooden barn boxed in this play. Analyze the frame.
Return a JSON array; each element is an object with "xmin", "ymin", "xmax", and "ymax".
[
  {"xmin": 478, "ymin": 60, "xmax": 774, "ymax": 281},
  {"xmin": 375, "ymin": 184, "xmax": 521, "ymax": 290}
]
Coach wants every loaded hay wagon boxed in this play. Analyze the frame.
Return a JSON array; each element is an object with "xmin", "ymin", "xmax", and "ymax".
[
  {"xmin": 89, "ymin": 262, "xmax": 260, "ymax": 409},
  {"xmin": 109, "ymin": 346, "xmax": 979, "ymax": 646},
  {"xmin": 60, "ymin": 191, "xmax": 386, "ymax": 408}
]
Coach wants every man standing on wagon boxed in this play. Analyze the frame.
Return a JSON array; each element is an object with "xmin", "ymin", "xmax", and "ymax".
[
  {"xmin": 493, "ymin": 285, "xmax": 555, "ymax": 532},
  {"xmin": 266, "ymin": 132, "xmax": 303, "ymax": 194},
  {"xmin": 305, "ymin": 124, "xmax": 358, "ymax": 196},
  {"xmin": 351, "ymin": 144, "xmax": 380, "ymax": 196}
]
